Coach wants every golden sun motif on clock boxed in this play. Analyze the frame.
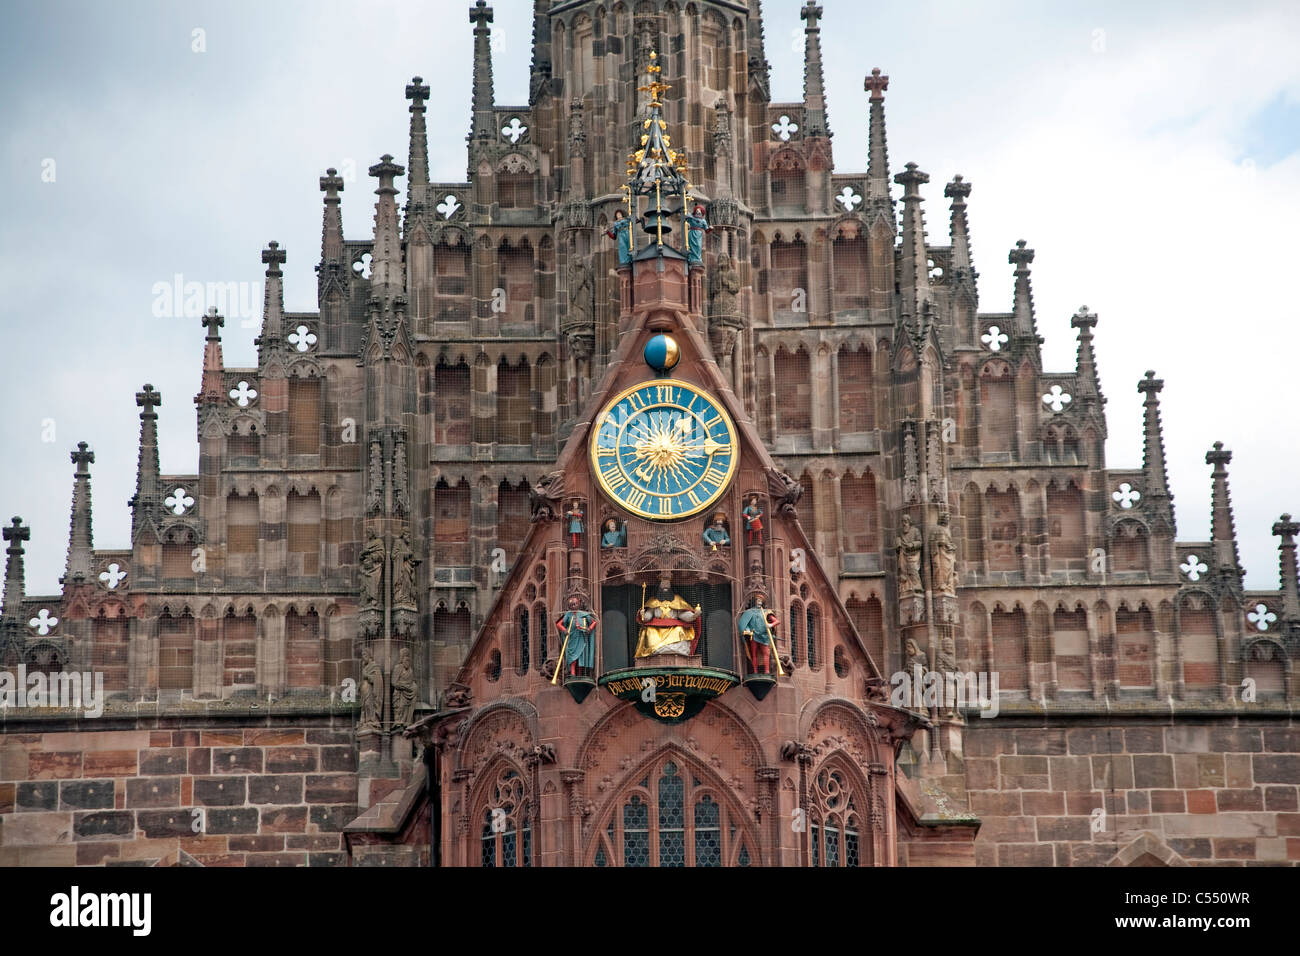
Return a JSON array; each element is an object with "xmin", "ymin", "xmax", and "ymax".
[{"xmin": 590, "ymin": 380, "xmax": 738, "ymax": 520}]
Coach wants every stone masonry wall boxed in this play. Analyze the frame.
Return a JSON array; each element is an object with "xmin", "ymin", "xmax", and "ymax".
[
  {"xmin": 0, "ymin": 723, "xmax": 363, "ymax": 866},
  {"xmin": 963, "ymin": 719, "xmax": 1300, "ymax": 866}
]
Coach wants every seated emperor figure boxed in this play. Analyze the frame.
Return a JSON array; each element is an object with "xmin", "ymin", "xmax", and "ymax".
[{"xmin": 635, "ymin": 573, "xmax": 701, "ymax": 658}]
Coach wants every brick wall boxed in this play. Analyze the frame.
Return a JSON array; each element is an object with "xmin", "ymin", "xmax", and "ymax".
[
  {"xmin": 963, "ymin": 721, "xmax": 1300, "ymax": 866},
  {"xmin": 0, "ymin": 725, "xmax": 359, "ymax": 866}
]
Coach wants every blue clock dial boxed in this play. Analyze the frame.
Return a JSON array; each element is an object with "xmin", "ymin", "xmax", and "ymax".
[{"xmin": 590, "ymin": 380, "xmax": 739, "ymax": 520}]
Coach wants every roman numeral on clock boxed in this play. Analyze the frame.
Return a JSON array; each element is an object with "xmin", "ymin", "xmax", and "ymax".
[
  {"xmin": 703, "ymin": 463, "xmax": 729, "ymax": 486},
  {"xmin": 625, "ymin": 489, "xmax": 648, "ymax": 509}
]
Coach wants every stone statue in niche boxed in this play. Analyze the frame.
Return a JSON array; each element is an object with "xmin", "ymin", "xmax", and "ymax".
[
  {"xmin": 685, "ymin": 203, "xmax": 710, "ymax": 265},
  {"xmin": 702, "ymin": 513, "xmax": 731, "ymax": 551},
  {"xmin": 565, "ymin": 500, "xmax": 585, "ymax": 548},
  {"xmin": 635, "ymin": 573, "xmax": 701, "ymax": 658},
  {"xmin": 390, "ymin": 530, "xmax": 418, "ymax": 610},
  {"xmin": 710, "ymin": 254, "xmax": 740, "ymax": 316},
  {"xmin": 569, "ymin": 261, "xmax": 593, "ymax": 328},
  {"xmin": 742, "ymin": 496, "xmax": 765, "ymax": 546},
  {"xmin": 904, "ymin": 638, "xmax": 927, "ymax": 679},
  {"xmin": 895, "ymin": 514, "xmax": 924, "ymax": 595},
  {"xmin": 600, "ymin": 518, "xmax": 626, "ymax": 548},
  {"xmin": 737, "ymin": 590, "xmax": 780, "ymax": 675},
  {"xmin": 929, "ymin": 512, "xmax": 958, "ymax": 596},
  {"xmin": 390, "ymin": 646, "xmax": 416, "ymax": 730},
  {"xmin": 359, "ymin": 644, "xmax": 382, "ymax": 733},
  {"xmin": 359, "ymin": 532, "xmax": 385, "ymax": 610},
  {"xmin": 606, "ymin": 208, "xmax": 633, "ymax": 266},
  {"xmin": 555, "ymin": 593, "xmax": 598, "ymax": 679}
]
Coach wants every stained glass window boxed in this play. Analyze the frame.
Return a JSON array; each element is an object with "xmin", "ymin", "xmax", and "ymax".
[
  {"xmin": 694, "ymin": 795, "xmax": 721, "ymax": 866},
  {"xmin": 600, "ymin": 755, "xmax": 758, "ymax": 866}
]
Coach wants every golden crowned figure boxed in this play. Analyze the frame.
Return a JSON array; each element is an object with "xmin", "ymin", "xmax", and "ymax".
[{"xmin": 635, "ymin": 573, "xmax": 701, "ymax": 658}]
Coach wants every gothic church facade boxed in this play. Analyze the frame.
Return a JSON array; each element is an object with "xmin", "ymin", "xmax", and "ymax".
[{"xmin": 1, "ymin": 0, "xmax": 1296, "ymax": 867}]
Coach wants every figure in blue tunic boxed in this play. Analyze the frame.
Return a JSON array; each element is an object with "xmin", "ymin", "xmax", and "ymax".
[
  {"xmin": 601, "ymin": 518, "xmax": 626, "ymax": 548},
  {"xmin": 737, "ymin": 591, "xmax": 780, "ymax": 675},
  {"xmin": 702, "ymin": 515, "xmax": 731, "ymax": 551},
  {"xmin": 556, "ymin": 594, "xmax": 598, "ymax": 677},
  {"xmin": 605, "ymin": 208, "xmax": 634, "ymax": 266},
  {"xmin": 565, "ymin": 500, "xmax": 585, "ymax": 549},
  {"xmin": 685, "ymin": 203, "xmax": 709, "ymax": 265}
]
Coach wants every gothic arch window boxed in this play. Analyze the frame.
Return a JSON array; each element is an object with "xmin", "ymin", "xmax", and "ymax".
[
  {"xmin": 590, "ymin": 755, "xmax": 756, "ymax": 868},
  {"xmin": 978, "ymin": 360, "xmax": 1015, "ymax": 455},
  {"xmin": 808, "ymin": 761, "xmax": 870, "ymax": 867},
  {"xmin": 516, "ymin": 606, "xmax": 531, "ymax": 676},
  {"xmin": 806, "ymin": 604, "xmax": 821, "ymax": 671},
  {"xmin": 475, "ymin": 763, "xmax": 532, "ymax": 868},
  {"xmin": 533, "ymin": 603, "xmax": 548, "ymax": 666},
  {"xmin": 773, "ymin": 347, "xmax": 811, "ymax": 433},
  {"xmin": 496, "ymin": 357, "xmax": 532, "ymax": 445},
  {"xmin": 789, "ymin": 599, "xmax": 804, "ymax": 667}
]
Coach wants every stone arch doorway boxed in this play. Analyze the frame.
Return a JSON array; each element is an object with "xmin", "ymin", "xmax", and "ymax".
[{"xmin": 586, "ymin": 748, "xmax": 759, "ymax": 867}]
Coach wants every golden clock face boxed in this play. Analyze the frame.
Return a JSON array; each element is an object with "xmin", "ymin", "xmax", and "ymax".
[{"xmin": 590, "ymin": 380, "xmax": 738, "ymax": 520}]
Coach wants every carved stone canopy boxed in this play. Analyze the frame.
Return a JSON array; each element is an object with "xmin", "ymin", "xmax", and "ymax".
[{"xmin": 632, "ymin": 531, "xmax": 703, "ymax": 574}]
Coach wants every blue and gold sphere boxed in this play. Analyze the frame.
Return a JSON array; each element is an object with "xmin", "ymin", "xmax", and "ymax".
[{"xmin": 644, "ymin": 334, "xmax": 681, "ymax": 373}]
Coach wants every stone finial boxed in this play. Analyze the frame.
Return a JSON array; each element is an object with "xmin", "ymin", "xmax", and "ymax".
[
  {"xmin": 1071, "ymin": 305, "xmax": 1103, "ymax": 405},
  {"xmin": 320, "ymin": 166, "xmax": 344, "ymax": 199},
  {"xmin": 406, "ymin": 76, "xmax": 431, "ymax": 203},
  {"xmin": 136, "ymin": 383, "xmax": 162, "ymax": 418},
  {"xmin": 865, "ymin": 68, "xmax": 891, "ymax": 203},
  {"xmin": 944, "ymin": 175, "xmax": 975, "ymax": 281},
  {"xmin": 1009, "ymin": 240, "xmax": 1036, "ymax": 336},
  {"xmin": 261, "ymin": 240, "xmax": 286, "ymax": 277},
  {"xmin": 894, "ymin": 164, "xmax": 930, "ymax": 317},
  {"xmin": 894, "ymin": 161, "xmax": 929, "ymax": 192},
  {"xmin": 201, "ymin": 306, "xmax": 224, "ymax": 341},
  {"xmin": 406, "ymin": 75, "xmax": 430, "ymax": 108},
  {"xmin": 1206, "ymin": 441, "xmax": 1243, "ymax": 585},
  {"xmin": 469, "ymin": 0, "xmax": 493, "ymax": 28},
  {"xmin": 1273, "ymin": 513, "xmax": 1300, "ymax": 619},
  {"xmin": 368, "ymin": 155, "xmax": 406, "ymax": 293},
  {"xmin": 864, "ymin": 66, "xmax": 889, "ymax": 101},
  {"xmin": 469, "ymin": 1, "xmax": 496, "ymax": 143},
  {"xmin": 72, "ymin": 441, "xmax": 95, "ymax": 473},
  {"xmin": 800, "ymin": 1, "xmax": 828, "ymax": 138},
  {"xmin": 2, "ymin": 516, "xmax": 30, "ymax": 616},
  {"xmin": 64, "ymin": 443, "xmax": 96, "ymax": 584},
  {"xmin": 1137, "ymin": 370, "xmax": 1172, "ymax": 517}
]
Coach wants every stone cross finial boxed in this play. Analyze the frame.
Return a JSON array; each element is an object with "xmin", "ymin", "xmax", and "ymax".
[
  {"xmin": 202, "ymin": 306, "xmax": 224, "ymax": 340},
  {"xmin": 1071, "ymin": 304, "xmax": 1097, "ymax": 330},
  {"xmin": 1273, "ymin": 513, "xmax": 1299, "ymax": 543},
  {"xmin": 944, "ymin": 175, "xmax": 971, "ymax": 201},
  {"xmin": 71, "ymin": 442, "xmax": 94, "ymax": 473},
  {"xmin": 469, "ymin": 0, "xmax": 493, "ymax": 28},
  {"xmin": 406, "ymin": 75, "xmax": 430, "ymax": 109},
  {"xmin": 894, "ymin": 162, "xmax": 928, "ymax": 191},
  {"xmin": 320, "ymin": 167, "xmax": 344, "ymax": 199},
  {"xmin": 262, "ymin": 241, "xmax": 286, "ymax": 277},
  {"xmin": 801, "ymin": 1, "xmax": 823, "ymax": 30},
  {"xmin": 864, "ymin": 67, "xmax": 889, "ymax": 101},
  {"xmin": 369, "ymin": 154, "xmax": 405, "ymax": 181},
  {"xmin": 136, "ymin": 384, "xmax": 162, "ymax": 419},
  {"xmin": 1009, "ymin": 239, "xmax": 1034, "ymax": 270},
  {"xmin": 1206, "ymin": 440, "xmax": 1231, "ymax": 470},
  {"xmin": 1137, "ymin": 369, "xmax": 1164, "ymax": 397},
  {"xmin": 3, "ymin": 517, "xmax": 29, "ymax": 554}
]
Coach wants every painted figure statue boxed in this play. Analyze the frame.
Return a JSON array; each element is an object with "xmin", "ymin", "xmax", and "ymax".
[
  {"xmin": 601, "ymin": 518, "xmax": 626, "ymax": 548},
  {"xmin": 606, "ymin": 208, "xmax": 634, "ymax": 265},
  {"xmin": 742, "ymin": 496, "xmax": 764, "ymax": 546},
  {"xmin": 702, "ymin": 514, "xmax": 730, "ymax": 551},
  {"xmin": 685, "ymin": 203, "xmax": 709, "ymax": 264},
  {"xmin": 565, "ymin": 500, "xmax": 585, "ymax": 548},
  {"xmin": 555, "ymin": 594, "xmax": 598, "ymax": 678},
  {"xmin": 737, "ymin": 591, "xmax": 780, "ymax": 675},
  {"xmin": 635, "ymin": 573, "xmax": 701, "ymax": 658}
]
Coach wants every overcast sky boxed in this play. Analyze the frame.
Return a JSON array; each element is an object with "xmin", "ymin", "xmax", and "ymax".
[{"xmin": 2, "ymin": 0, "xmax": 1298, "ymax": 597}]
